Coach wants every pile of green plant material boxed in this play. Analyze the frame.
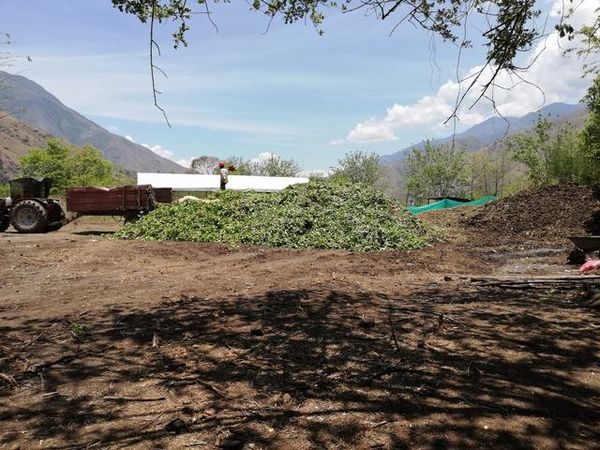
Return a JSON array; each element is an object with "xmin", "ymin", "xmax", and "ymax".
[{"xmin": 115, "ymin": 180, "xmax": 438, "ymax": 251}]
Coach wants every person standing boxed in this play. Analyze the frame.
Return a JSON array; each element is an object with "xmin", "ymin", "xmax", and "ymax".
[{"xmin": 218, "ymin": 161, "xmax": 229, "ymax": 190}]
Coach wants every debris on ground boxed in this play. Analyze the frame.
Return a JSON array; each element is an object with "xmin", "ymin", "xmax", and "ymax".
[
  {"xmin": 3, "ymin": 183, "xmax": 600, "ymax": 449},
  {"xmin": 115, "ymin": 180, "xmax": 439, "ymax": 251},
  {"xmin": 580, "ymin": 259, "xmax": 600, "ymax": 273}
]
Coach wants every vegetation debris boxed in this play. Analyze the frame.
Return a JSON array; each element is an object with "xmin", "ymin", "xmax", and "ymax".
[{"xmin": 115, "ymin": 180, "xmax": 438, "ymax": 252}]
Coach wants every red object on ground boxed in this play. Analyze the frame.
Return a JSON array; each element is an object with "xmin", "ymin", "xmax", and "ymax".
[{"xmin": 579, "ymin": 259, "xmax": 600, "ymax": 273}]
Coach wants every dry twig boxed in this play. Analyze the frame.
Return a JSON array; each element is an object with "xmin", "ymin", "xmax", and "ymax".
[{"xmin": 0, "ymin": 373, "xmax": 17, "ymax": 386}]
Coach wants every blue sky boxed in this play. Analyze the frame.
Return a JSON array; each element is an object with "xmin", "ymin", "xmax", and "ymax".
[{"xmin": 1, "ymin": 0, "xmax": 597, "ymax": 170}]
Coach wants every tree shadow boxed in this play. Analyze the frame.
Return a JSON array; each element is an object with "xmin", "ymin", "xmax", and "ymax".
[{"xmin": 1, "ymin": 286, "xmax": 599, "ymax": 449}]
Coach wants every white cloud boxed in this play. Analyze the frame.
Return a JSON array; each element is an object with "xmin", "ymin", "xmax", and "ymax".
[
  {"xmin": 341, "ymin": 0, "xmax": 599, "ymax": 144},
  {"xmin": 19, "ymin": 54, "xmax": 298, "ymax": 136},
  {"xmin": 176, "ymin": 158, "xmax": 193, "ymax": 168},
  {"xmin": 142, "ymin": 143, "xmax": 175, "ymax": 161},
  {"xmin": 346, "ymin": 120, "xmax": 398, "ymax": 143},
  {"xmin": 125, "ymin": 134, "xmax": 186, "ymax": 168}
]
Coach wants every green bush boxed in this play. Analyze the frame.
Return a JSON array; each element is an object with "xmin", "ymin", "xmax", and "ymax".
[
  {"xmin": 115, "ymin": 180, "xmax": 438, "ymax": 252},
  {"xmin": 20, "ymin": 138, "xmax": 126, "ymax": 193}
]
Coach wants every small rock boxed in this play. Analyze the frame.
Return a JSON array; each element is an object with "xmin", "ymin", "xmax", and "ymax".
[
  {"xmin": 443, "ymin": 275, "xmax": 452, "ymax": 281},
  {"xmin": 250, "ymin": 327, "xmax": 264, "ymax": 336},
  {"xmin": 164, "ymin": 417, "xmax": 188, "ymax": 433}
]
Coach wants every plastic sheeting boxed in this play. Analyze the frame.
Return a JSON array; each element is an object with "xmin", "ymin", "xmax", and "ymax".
[
  {"xmin": 406, "ymin": 196, "xmax": 496, "ymax": 214},
  {"xmin": 137, "ymin": 173, "xmax": 309, "ymax": 192}
]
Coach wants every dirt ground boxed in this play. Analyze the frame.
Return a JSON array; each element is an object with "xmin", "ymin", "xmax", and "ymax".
[{"xmin": 1, "ymin": 210, "xmax": 599, "ymax": 449}]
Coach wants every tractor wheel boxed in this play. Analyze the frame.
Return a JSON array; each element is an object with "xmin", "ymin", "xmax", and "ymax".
[
  {"xmin": 10, "ymin": 200, "xmax": 48, "ymax": 233},
  {"xmin": 0, "ymin": 216, "xmax": 9, "ymax": 232}
]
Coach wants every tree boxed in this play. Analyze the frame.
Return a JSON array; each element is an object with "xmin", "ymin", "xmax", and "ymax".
[
  {"xmin": 563, "ymin": 6, "xmax": 600, "ymax": 75},
  {"xmin": 20, "ymin": 139, "xmax": 122, "ymax": 192},
  {"xmin": 253, "ymin": 154, "xmax": 299, "ymax": 177},
  {"xmin": 507, "ymin": 116, "xmax": 591, "ymax": 186},
  {"xmin": 466, "ymin": 147, "xmax": 510, "ymax": 198},
  {"xmin": 582, "ymin": 74, "xmax": 600, "ymax": 166},
  {"xmin": 221, "ymin": 154, "xmax": 300, "ymax": 176},
  {"xmin": 405, "ymin": 141, "xmax": 467, "ymax": 200},
  {"xmin": 224, "ymin": 156, "xmax": 255, "ymax": 176},
  {"xmin": 110, "ymin": 0, "xmax": 599, "ymax": 110},
  {"xmin": 191, "ymin": 155, "xmax": 219, "ymax": 174},
  {"xmin": 330, "ymin": 150, "xmax": 383, "ymax": 187}
]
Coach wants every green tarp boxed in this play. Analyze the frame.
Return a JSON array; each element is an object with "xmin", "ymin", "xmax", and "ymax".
[{"xmin": 406, "ymin": 196, "xmax": 496, "ymax": 214}]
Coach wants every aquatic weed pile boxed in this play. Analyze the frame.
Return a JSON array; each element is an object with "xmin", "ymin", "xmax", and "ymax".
[{"xmin": 115, "ymin": 180, "xmax": 438, "ymax": 251}]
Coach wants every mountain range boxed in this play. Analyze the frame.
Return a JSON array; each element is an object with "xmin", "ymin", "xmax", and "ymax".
[
  {"xmin": 0, "ymin": 70, "xmax": 590, "ymax": 183},
  {"xmin": 0, "ymin": 70, "xmax": 186, "ymax": 179},
  {"xmin": 381, "ymin": 102, "xmax": 588, "ymax": 163}
]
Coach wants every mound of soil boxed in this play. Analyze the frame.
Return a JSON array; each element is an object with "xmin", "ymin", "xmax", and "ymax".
[{"xmin": 465, "ymin": 184, "xmax": 600, "ymax": 244}]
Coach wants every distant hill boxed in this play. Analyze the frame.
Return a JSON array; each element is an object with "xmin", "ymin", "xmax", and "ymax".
[
  {"xmin": 381, "ymin": 102, "xmax": 588, "ymax": 164},
  {"xmin": 0, "ymin": 70, "xmax": 186, "ymax": 174},
  {"xmin": 0, "ymin": 112, "xmax": 51, "ymax": 182}
]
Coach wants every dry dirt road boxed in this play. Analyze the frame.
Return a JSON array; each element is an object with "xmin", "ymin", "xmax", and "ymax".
[{"xmin": 1, "ymin": 219, "xmax": 599, "ymax": 449}]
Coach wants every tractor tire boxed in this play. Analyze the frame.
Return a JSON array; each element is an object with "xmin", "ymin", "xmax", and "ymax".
[
  {"xmin": 0, "ymin": 216, "xmax": 9, "ymax": 232},
  {"xmin": 10, "ymin": 200, "xmax": 48, "ymax": 233}
]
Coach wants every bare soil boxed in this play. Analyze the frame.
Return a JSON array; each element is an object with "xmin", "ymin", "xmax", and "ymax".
[
  {"xmin": 1, "ymin": 196, "xmax": 599, "ymax": 449},
  {"xmin": 464, "ymin": 184, "xmax": 600, "ymax": 246}
]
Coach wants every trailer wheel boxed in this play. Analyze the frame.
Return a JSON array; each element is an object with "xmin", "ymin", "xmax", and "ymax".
[
  {"xmin": 0, "ymin": 216, "xmax": 9, "ymax": 232},
  {"xmin": 11, "ymin": 200, "xmax": 48, "ymax": 233}
]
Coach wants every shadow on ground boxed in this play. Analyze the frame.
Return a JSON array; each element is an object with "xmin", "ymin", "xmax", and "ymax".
[
  {"xmin": 1, "ymin": 285, "xmax": 599, "ymax": 449},
  {"xmin": 71, "ymin": 230, "xmax": 115, "ymax": 237}
]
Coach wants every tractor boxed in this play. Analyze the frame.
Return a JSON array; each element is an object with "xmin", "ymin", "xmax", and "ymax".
[{"xmin": 0, "ymin": 177, "xmax": 66, "ymax": 233}]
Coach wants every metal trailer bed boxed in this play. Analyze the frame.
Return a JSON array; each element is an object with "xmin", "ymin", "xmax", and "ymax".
[{"xmin": 66, "ymin": 185, "xmax": 159, "ymax": 221}]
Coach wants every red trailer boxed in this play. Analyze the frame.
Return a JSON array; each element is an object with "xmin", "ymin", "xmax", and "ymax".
[{"xmin": 66, "ymin": 185, "xmax": 158, "ymax": 222}]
